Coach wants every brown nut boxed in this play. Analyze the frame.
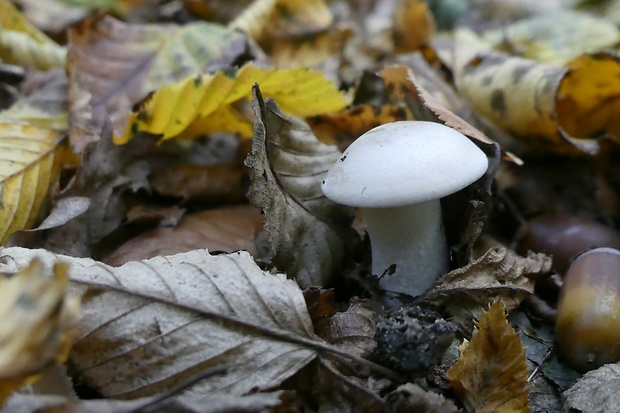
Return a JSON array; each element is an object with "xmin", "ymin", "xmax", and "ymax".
[{"xmin": 555, "ymin": 247, "xmax": 620, "ymax": 372}]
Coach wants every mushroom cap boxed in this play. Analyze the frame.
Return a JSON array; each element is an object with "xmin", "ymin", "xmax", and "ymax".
[{"xmin": 321, "ymin": 121, "xmax": 488, "ymax": 208}]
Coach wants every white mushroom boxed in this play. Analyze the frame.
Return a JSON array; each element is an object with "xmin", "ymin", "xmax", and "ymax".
[{"xmin": 321, "ymin": 121, "xmax": 488, "ymax": 297}]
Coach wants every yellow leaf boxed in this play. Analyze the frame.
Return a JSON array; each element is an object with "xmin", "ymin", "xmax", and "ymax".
[
  {"xmin": 446, "ymin": 301, "xmax": 529, "ymax": 413},
  {"xmin": 556, "ymin": 53, "xmax": 620, "ymax": 148},
  {"xmin": 116, "ymin": 64, "xmax": 350, "ymax": 143},
  {"xmin": 66, "ymin": 14, "xmax": 249, "ymax": 153},
  {"xmin": 0, "ymin": 260, "xmax": 81, "ymax": 403},
  {"xmin": 0, "ymin": 123, "xmax": 66, "ymax": 244},
  {"xmin": 0, "ymin": 0, "xmax": 66, "ymax": 70}
]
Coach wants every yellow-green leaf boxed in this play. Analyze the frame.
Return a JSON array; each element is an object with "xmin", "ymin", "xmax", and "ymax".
[
  {"xmin": 0, "ymin": 0, "xmax": 66, "ymax": 70},
  {"xmin": 116, "ymin": 64, "xmax": 350, "ymax": 144}
]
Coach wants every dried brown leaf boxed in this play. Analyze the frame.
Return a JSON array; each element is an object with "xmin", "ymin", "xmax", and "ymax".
[
  {"xmin": 385, "ymin": 383, "xmax": 459, "ymax": 413},
  {"xmin": 563, "ymin": 363, "xmax": 620, "ymax": 413},
  {"xmin": 446, "ymin": 301, "xmax": 530, "ymax": 413},
  {"xmin": 104, "ymin": 205, "xmax": 264, "ymax": 266},
  {"xmin": 0, "ymin": 247, "xmax": 317, "ymax": 399},
  {"xmin": 246, "ymin": 85, "xmax": 356, "ymax": 287},
  {"xmin": 322, "ymin": 303, "xmax": 378, "ymax": 361},
  {"xmin": 426, "ymin": 244, "xmax": 550, "ymax": 330},
  {"xmin": 150, "ymin": 163, "xmax": 247, "ymax": 204}
]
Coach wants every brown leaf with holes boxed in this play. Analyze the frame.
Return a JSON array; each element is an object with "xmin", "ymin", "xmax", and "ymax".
[{"xmin": 446, "ymin": 301, "xmax": 530, "ymax": 413}]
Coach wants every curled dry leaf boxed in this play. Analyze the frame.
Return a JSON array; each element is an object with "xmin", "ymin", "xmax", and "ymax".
[
  {"xmin": 0, "ymin": 247, "xmax": 317, "ymax": 399},
  {"xmin": 246, "ymin": 85, "xmax": 357, "ymax": 287},
  {"xmin": 66, "ymin": 14, "xmax": 249, "ymax": 153},
  {"xmin": 426, "ymin": 244, "xmax": 551, "ymax": 330},
  {"xmin": 6, "ymin": 196, "xmax": 90, "ymax": 249},
  {"xmin": 322, "ymin": 303, "xmax": 378, "ymax": 361},
  {"xmin": 0, "ymin": 259, "xmax": 80, "ymax": 403},
  {"xmin": 452, "ymin": 44, "xmax": 620, "ymax": 154},
  {"xmin": 563, "ymin": 363, "xmax": 620, "ymax": 413},
  {"xmin": 446, "ymin": 301, "xmax": 529, "ymax": 413},
  {"xmin": 104, "ymin": 205, "xmax": 264, "ymax": 266}
]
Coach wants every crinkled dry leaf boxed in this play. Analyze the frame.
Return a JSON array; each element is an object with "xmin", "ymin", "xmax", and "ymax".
[
  {"xmin": 0, "ymin": 259, "xmax": 80, "ymax": 403},
  {"xmin": 385, "ymin": 383, "xmax": 459, "ymax": 413},
  {"xmin": 246, "ymin": 86, "xmax": 356, "ymax": 287},
  {"xmin": 104, "ymin": 205, "xmax": 264, "ymax": 266},
  {"xmin": 563, "ymin": 363, "xmax": 620, "ymax": 413},
  {"xmin": 0, "ymin": 0, "xmax": 66, "ymax": 70},
  {"xmin": 426, "ymin": 245, "xmax": 550, "ymax": 330},
  {"xmin": 0, "ymin": 247, "xmax": 318, "ymax": 399},
  {"xmin": 39, "ymin": 126, "xmax": 158, "ymax": 257},
  {"xmin": 322, "ymin": 303, "xmax": 378, "ymax": 360},
  {"xmin": 446, "ymin": 301, "xmax": 529, "ymax": 413},
  {"xmin": 66, "ymin": 14, "xmax": 249, "ymax": 153},
  {"xmin": 116, "ymin": 64, "xmax": 350, "ymax": 144}
]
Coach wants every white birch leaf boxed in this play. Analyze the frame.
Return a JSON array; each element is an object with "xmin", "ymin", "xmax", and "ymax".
[{"xmin": 0, "ymin": 247, "xmax": 317, "ymax": 399}]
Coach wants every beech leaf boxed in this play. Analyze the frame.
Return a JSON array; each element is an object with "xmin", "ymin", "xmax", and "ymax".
[
  {"xmin": 246, "ymin": 85, "xmax": 356, "ymax": 287},
  {"xmin": 446, "ymin": 301, "xmax": 530, "ymax": 413},
  {"xmin": 0, "ymin": 247, "xmax": 318, "ymax": 399}
]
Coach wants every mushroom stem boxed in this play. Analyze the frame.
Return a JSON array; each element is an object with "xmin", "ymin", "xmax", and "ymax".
[{"xmin": 363, "ymin": 199, "xmax": 448, "ymax": 296}]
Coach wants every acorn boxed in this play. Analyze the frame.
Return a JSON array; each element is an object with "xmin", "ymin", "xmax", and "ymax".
[
  {"xmin": 555, "ymin": 247, "xmax": 620, "ymax": 372},
  {"xmin": 518, "ymin": 213, "xmax": 620, "ymax": 275}
]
